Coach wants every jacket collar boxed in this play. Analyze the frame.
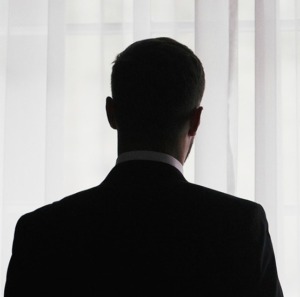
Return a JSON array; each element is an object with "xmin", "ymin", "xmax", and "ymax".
[{"xmin": 116, "ymin": 150, "xmax": 183, "ymax": 174}]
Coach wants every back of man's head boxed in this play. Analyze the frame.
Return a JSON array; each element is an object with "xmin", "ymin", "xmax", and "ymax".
[{"xmin": 111, "ymin": 37, "xmax": 205, "ymax": 147}]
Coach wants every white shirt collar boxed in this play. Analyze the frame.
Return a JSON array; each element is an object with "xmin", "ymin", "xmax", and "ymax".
[{"xmin": 116, "ymin": 150, "xmax": 183, "ymax": 174}]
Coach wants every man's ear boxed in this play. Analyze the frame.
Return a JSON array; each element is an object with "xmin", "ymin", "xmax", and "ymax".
[
  {"xmin": 106, "ymin": 97, "xmax": 117, "ymax": 130},
  {"xmin": 188, "ymin": 106, "xmax": 203, "ymax": 136}
]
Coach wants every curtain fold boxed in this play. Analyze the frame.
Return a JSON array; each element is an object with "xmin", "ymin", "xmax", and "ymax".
[
  {"xmin": 46, "ymin": 0, "xmax": 65, "ymax": 203},
  {"xmin": 0, "ymin": 0, "xmax": 9, "ymax": 288},
  {"xmin": 194, "ymin": 0, "xmax": 231, "ymax": 193},
  {"xmin": 1, "ymin": 0, "xmax": 49, "ymax": 290},
  {"xmin": 227, "ymin": 0, "xmax": 239, "ymax": 195},
  {"xmin": 194, "ymin": 0, "xmax": 239, "ymax": 195},
  {"xmin": 255, "ymin": 0, "xmax": 279, "ymax": 248},
  {"xmin": 133, "ymin": 0, "xmax": 151, "ymax": 40}
]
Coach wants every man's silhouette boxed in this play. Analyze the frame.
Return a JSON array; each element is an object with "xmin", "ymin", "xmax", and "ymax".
[{"xmin": 5, "ymin": 37, "xmax": 283, "ymax": 296}]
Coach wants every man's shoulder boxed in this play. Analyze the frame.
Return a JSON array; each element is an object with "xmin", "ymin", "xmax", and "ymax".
[
  {"xmin": 18, "ymin": 186, "xmax": 100, "ymax": 227},
  {"xmin": 178, "ymin": 180, "xmax": 261, "ymax": 211},
  {"xmin": 175, "ymin": 181, "xmax": 265, "ymax": 228},
  {"xmin": 17, "ymin": 179, "xmax": 264, "ymax": 232}
]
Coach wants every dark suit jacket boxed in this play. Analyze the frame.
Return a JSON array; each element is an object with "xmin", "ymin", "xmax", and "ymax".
[{"xmin": 5, "ymin": 161, "xmax": 283, "ymax": 296}]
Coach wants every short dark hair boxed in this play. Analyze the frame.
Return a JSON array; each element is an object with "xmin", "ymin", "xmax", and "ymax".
[{"xmin": 111, "ymin": 37, "xmax": 205, "ymax": 143}]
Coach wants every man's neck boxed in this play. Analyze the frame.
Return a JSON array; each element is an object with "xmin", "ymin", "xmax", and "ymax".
[
  {"xmin": 117, "ymin": 133, "xmax": 188, "ymax": 165},
  {"xmin": 117, "ymin": 150, "xmax": 184, "ymax": 174},
  {"xmin": 118, "ymin": 146, "xmax": 184, "ymax": 165}
]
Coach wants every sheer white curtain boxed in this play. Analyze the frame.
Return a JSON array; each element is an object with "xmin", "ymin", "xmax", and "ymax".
[{"xmin": 0, "ymin": 0, "xmax": 299, "ymax": 295}]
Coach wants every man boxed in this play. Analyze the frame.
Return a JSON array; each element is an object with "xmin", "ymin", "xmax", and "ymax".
[{"xmin": 5, "ymin": 37, "xmax": 283, "ymax": 296}]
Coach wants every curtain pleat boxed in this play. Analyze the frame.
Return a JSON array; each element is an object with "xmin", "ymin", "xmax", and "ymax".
[
  {"xmin": 194, "ymin": 0, "xmax": 230, "ymax": 193},
  {"xmin": 227, "ymin": 0, "xmax": 238, "ymax": 195},
  {"xmin": 45, "ymin": 0, "xmax": 65, "ymax": 203},
  {"xmin": 133, "ymin": 0, "xmax": 151, "ymax": 40},
  {"xmin": 0, "ymin": 0, "xmax": 9, "ymax": 288},
  {"xmin": 255, "ymin": 0, "xmax": 279, "ymax": 246}
]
